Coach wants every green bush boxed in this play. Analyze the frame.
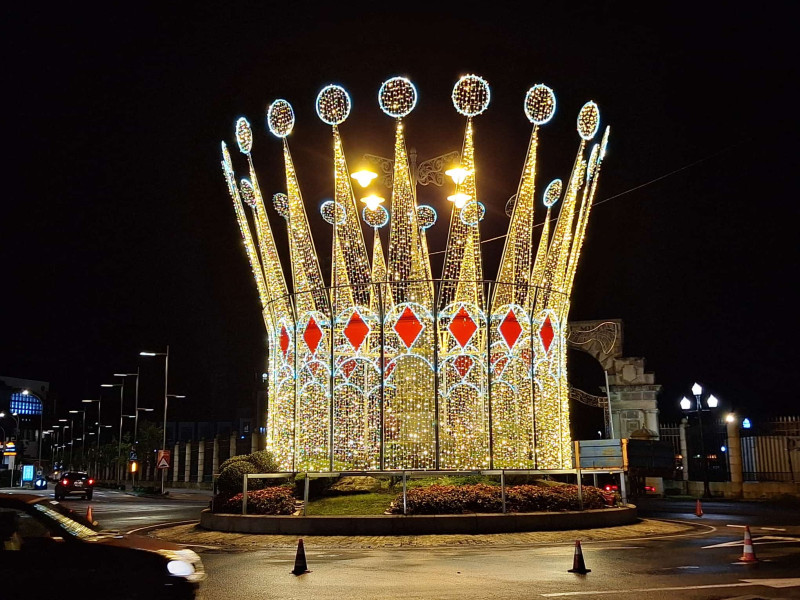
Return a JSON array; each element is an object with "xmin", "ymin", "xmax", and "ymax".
[
  {"xmin": 389, "ymin": 483, "xmax": 611, "ymax": 515},
  {"xmin": 219, "ymin": 454, "xmax": 251, "ymax": 472},
  {"xmin": 213, "ymin": 486, "xmax": 296, "ymax": 515},
  {"xmin": 216, "ymin": 460, "xmax": 263, "ymax": 495},
  {"xmin": 249, "ymin": 449, "xmax": 280, "ymax": 473}
]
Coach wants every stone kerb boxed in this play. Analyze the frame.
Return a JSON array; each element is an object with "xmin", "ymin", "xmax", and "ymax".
[{"xmin": 199, "ymin": 505, "xmax": 637, "ymax": 536}]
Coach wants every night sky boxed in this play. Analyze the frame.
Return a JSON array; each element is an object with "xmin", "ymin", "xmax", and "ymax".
[{"xmin": 3, "ymin": 4, "xmax": 796, "ymax": 429}]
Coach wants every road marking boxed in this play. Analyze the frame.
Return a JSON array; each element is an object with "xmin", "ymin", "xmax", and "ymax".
[
  {"xmin": 703, "ymin": 535, "xmax": 800, "ymax": 549},
  {"xmin": 726, "ymin": 524, "xmax": 786, "ymax": 532},
  {"xmin": 761, "ymin": 527, "xmax": 786, "ymax": 531},
  {"xmin": 540, "ymin": 578, "xmax": 800, "ymax": 596}
]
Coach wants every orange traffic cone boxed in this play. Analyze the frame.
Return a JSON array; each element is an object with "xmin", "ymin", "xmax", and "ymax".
[
  {"xmin": 695, "ymin": 499, "xmax": 703, "ymax": 517},
  {"xmin": 86, "ymin": 505, "xmax": 94, "ymax": 524},
  {"xmin": 291, "ymin": 538, "xmax": 310, "ymax": 575},
  {"xmin": 568, "ymin": 540, "xmax": 591, "ymax": 574},
  {"xmin": 739, "ymin": 526, "xmax": 758, "ymax": 563}
]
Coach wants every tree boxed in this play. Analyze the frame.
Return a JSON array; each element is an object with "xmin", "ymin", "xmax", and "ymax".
[{"xmin": 135, "ymin": 421, "xmax": 163, "ymax": 478}]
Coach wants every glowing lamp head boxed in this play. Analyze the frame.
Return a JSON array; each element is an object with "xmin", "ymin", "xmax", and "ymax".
[
  {"xmin": 445, "ymin": 167, "xmax": 471, "ymax": 186},
  {"xmin": 725, "ymin": 413, "xmax": 736, "ymax": 423},
  {"xmin": 680, "ymin": 396, "xmax": 692, "ymax": 410},
  {"xmin": 706, "ymin": 394, "xmax": 719, "ymax": 409},
  {"xmin": 351, "ymin": 170, "xmax": 378, "ymax": 188},
  {"xmin": 691, "ymin": 382, "xmax": 703, "ymax": 397},
  {"xmin": 361, "ymin": 194, "xmax": 385, "ymax": 211},
  {"xmin": 448, "ymin": 193, "xmax": 471, "ymax": 209}
]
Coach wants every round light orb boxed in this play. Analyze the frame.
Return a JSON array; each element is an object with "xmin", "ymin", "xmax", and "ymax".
[
  {"xmin": 505, "ymin": 194, "xmax": 516, "ymax": 218},
  {"xmin": 320, "ymin": 200, "xmax": 346, "ymax": 225},
  {"xmin": 316, "ymin": 85, "xmax": 351, "ymax": 125},
  {"xmin": 524, "ymin": 84, "xmax": 556, "ymax": 125},
  {"xmin": 460, "ymin": 201, "xmax": 485, "ymax": 226},
  {"xmin": 577, "ymin": 101, "xmax": 600, "ymax": 140},
  {"xmin": 221, "ymin": 141, "xmax": 233, "ymax": 173},
  {"xmin": 239, "ymin": 178, "xmax": 257, "ymax": 207},
  {"xmin": 362, "ymin": 205, "xmax": 389, "ymax": 228},
  {"xmin": 266, "ymin": 99, "xmax": 295, "ymax": 138},
  {"xmin": 378, "ymin": 77, "xmax": 417, "ymax": 118},
  {"xmin": 235, "ymin": 117, "xmax": 253, "ymax": 154},
  {"xmin": 272, "ymin": 193, "xmax": 290, "ymax": 219},
  {"xmin": 452, "ymin": 74, "xmax": 490, "ymax": 117},
  {"xmin": 417, "ymin": 205, "xmax": 437, "ymax": 230},
  {"xmin": 543, "ymin": 179, "xmax": 562, "ymax": 208}
]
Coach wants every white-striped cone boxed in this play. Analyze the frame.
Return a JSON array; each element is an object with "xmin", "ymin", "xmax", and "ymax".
[{"xmin": 739, "ymin": 525, "xmax": 758, "ymax": 563}]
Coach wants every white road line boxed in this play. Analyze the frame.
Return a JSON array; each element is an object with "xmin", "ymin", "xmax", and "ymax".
[
  {"xmin": 703, "ymin": 535, "xmax": 800, "ymax": 549},
  {"xmin": 540, "ymin": 578, "xmax": 800, "ymax": 597},
  {"xmin": 761, "ymin": 527, "xmax": 786, "ymax": 531}
]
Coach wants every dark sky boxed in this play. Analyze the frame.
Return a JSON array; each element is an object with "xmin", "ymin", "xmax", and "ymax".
[{"xmin": 2, "ymin": 4, "xmax": 796, "ymax": 428}]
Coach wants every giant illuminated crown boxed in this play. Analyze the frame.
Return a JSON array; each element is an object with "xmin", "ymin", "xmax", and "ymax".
[{"xmin": 221, "ymin": 75, "xmax": 609, "ymax": 472}]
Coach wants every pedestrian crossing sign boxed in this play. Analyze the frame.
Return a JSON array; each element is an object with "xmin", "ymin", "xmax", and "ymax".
[{"xmin": 156, "ymin": 449, "xmax": 171, "ymax": 469}]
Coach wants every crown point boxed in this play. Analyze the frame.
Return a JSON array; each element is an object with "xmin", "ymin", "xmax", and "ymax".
[
  {"xmin": 577, "ymin": 101, "xmax": 600, "ymax": 140},
  {"xmin": 235, "ymin": 117, "xmax": 253, "ymax": 154},
  {"xmin": 452, "ymin": 74, "xmax": 490, "ymax": 117},
  {"xmin": 524, "ymin": 84, "xmax": 556, "ymax": 125},
  {"xmin": 543, "ymin": 179, "xmax": 563, "ymax": 207},
  {"xmin": 379, "ymin": 76, "xmax": 417, "ymax": 118}
]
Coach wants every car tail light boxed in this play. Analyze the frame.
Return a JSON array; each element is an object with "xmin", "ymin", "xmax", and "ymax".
[
  {"xmin": 88, "ymin": 479, "xmax": 94, "ymax": 485},
  {"xmin": 645, "ymin": 485, "xmax": 656, "ymax": 492},
  {"xmin": 62, "ymin": 479, "xmax": 69, "ymax": 486}
]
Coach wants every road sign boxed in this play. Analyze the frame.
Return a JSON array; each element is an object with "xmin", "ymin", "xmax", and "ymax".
[
  {"xmin": 22, "ymin": 465, "xmax": 34, "ymax": 482},
  {"xmin": 129, "ymin": 450, "xmax": 138, "ymax": 461},
  {"xmin": 156, "ymin": 450, "xmax": 171, "ymax": 470},
  {"xmin": 3, "ymin": 442, "xmax": 16, "ymax": 457}
]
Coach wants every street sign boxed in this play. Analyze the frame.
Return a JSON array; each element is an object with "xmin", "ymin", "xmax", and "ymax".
[
  {"xmin": 3, "ymin": 442, "xmax": 16, "ymax": 457},
  {"xmin": 22, "ymin": 465, "xmax": 34, "ymax": 482},
  {"xmin": 129, "ymin": 450, "xmax": 138, "ymax": 461},
  {"xmin": 156, "ymin": 450, "xmax": 171, "ymax": 470}
]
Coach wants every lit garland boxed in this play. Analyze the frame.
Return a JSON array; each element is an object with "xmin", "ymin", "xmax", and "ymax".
[{"xmin": 221, "ymin": 77, "xmax": 610, "ymax": 472}]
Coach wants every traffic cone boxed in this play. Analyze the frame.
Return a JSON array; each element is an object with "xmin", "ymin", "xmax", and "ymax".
[
  {"xmin": 86, "ymin": 505, "xmax": 94, "ymax": 524},
  {"xmin": 568, "ymin": 540, "xmax": 591, "ymax": 574},
  {"xmin": 695, "ymin": 499, "xmax": 703, "ymax": 517},
  {"xmin": 291, "ymin": 538, "xmax": 310, "ymax": 575},
  {"xmin": 739, "ymin": 526, "xmax": 758, "ymax": 563}
]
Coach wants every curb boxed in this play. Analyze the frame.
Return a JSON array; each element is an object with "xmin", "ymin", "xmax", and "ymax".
[{"xmin": 199, "ymin": 505, "xmax": 638, "ymax": 536}]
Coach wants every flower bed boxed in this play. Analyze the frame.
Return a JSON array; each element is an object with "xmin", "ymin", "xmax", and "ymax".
[
  {"xmin": 213, "ymin": 486, "xmax": 296, "ymax": 515},
  {"xmin": 389, "ymin": 483, "xmax": 614, "ymax": 515}
]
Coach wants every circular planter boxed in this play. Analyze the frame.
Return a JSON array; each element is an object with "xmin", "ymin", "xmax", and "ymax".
[{"xmin": 199, "ymin": 505, "xmax": 637, "ymax": 535}]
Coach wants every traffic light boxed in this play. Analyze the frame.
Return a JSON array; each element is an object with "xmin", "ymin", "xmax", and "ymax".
[{"xmin": 129, "ymin": 460, "xmax": 138, "ymax": 473}]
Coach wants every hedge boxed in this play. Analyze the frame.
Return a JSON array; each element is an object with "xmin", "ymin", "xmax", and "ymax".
[
  {"xmin": 389, "ymin": 483, "xmax": 613, "ymax": 515},
  {"xmin": 213, "ymin": 486, "xmax": 296, "ymax": 515}
]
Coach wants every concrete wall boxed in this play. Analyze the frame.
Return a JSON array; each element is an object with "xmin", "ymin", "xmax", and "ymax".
[{"xmin": 665, "ymin": 479, "xmax": 800, "ymax": 500}]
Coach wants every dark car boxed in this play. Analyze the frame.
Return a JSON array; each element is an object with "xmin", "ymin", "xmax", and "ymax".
[
  {"xmin": 54, "ymin": 471, "xmax": 95, "ymax": 500},
  {"xmin": 0, "ymin": 493, "xmax": 205, "ymax": 599}
]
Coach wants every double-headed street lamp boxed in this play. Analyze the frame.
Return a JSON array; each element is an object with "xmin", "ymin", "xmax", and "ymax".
[
  {"xmin": 141, "ymin": 347, "xmax": 170, "ymax": 494},
  {"xmin": 69, "ymin": 409, "xmax": 87, "ymax": 469},
  {"xmin": 82, "ymin": 398, "xmax": 102, "ymax": 475},
  {"xmin": 113, "ymin": 372, "xmax": 138, "ymax": 485},
  {"xmin": 680, "ymin": 382, "xmax": 720, "ymax": 498},
  {"xmin": 21, "ymin": 390, "xmax": 45, "ymax": 467}
]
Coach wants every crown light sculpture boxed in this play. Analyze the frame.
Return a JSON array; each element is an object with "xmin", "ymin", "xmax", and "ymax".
[{"xmin": 221, "ymin": 75, "xmax": 610, "ymax": 472}]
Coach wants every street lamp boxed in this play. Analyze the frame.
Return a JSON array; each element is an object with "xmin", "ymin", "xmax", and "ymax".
[
  {"xmin": 58, "ymin": 418, "xmax": 73, "ymax": 468},
  {"xmin": 21, "ymin": 390, "xmax": 45, "ymax": 469},
  {"xmin": 141, "ymin": 346, "xmax": 169, "ymax": 494},
  {"xmin": 102, "ymin": 381, "xmax": 127, "ymax": 485},
  {"xmin": 69, "ymin": 409, "xmax": 87, "ymax": 469},
  {"xmin": 113, "ymin": 372, "xmax": 138, "ymax": 487},
  {"xmin": 679, "ymin": 382, "xmax": 720, "ymax": 498},
  {"xmin": 83, "ymin": 398, "xmax": 102, "ymax": 476}
]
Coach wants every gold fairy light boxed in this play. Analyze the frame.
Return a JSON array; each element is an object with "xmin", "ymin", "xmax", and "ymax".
[{"xmin": 220, "ymin": 77, "xmax": 610, "ymax": 472}]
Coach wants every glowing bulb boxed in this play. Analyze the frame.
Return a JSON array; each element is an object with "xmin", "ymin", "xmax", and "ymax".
[
  {"xmin": 445, "ymin": 167, "xmax": 471, "ymax": 185},
  {"xmin": 448, "ymin": 193, "xmax": 471, "ymax": 209},
  {"xmin": 361, "ymin": 194, "xmax": 385, "ymax": 211},
  {"xmin": 706, "ymin": 394, "xmax": 718, "ymax": 408},
  {"xmin": 351, "ymin": 170, "xmax": 378, "ymax": 188},
  {"xmin": 680, "ymin": 396, "xmax": 692, "ymax": 410}
]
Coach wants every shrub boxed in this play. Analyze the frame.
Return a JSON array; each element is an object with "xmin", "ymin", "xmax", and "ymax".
[
  {"xmin": 248, "ymin": 449, "xmax": 280, "ymax": 474},
  {"xmin": 216, "ymin": 460, "xmax": 264, "ymax": 495},
  {"xmin": 219, "ymin": 454, "xmax": 251, "ymax": 472},
  {"xmin": 389, "ymin": 483, "xmax": 610, "ymax": 515},
  {"xmin": 213, "ymin": 486, "xmax": 296, "ymax": 515}
]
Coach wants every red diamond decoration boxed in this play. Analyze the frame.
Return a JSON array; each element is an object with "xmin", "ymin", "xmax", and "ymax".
[
  {"xmin": 448, "ymin": 306, "xmax": 478, "ymax": 348},
  {"xmin": 499, "ymin": 309, "xmax": 522, "ymax": 349},
  {"xmin": 393, "ymin": 306, "xmax": 424, "ymax": 349},
  {"xmin": 341, "ymin": 360, "xmax": 357, "ymax": 379},
  {"xmin": 303, "ymin": 316, "xmax": 323, "ymax": 354},
  {"xmin": 453, "ymin": 355, "xmax": 474, "ymax": 378},
  {"xmin": 344, "ymin": 310, "xmax": 370, "ymax": 350},
  {"xmin": 279, "ymin": 325, "xmax": 290, "ymax": 357},
  {"xmin": 539, "ymin": 315, "xmax": 555, "ymax": 353}
]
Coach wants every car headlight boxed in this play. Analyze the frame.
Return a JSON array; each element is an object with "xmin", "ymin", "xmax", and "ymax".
[{"xmin": 167, "ymin": 560, "xmax": 195, "ymax": 577}]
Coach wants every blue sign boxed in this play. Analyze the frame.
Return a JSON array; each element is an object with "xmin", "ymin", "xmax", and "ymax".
[{"xmin": 22, "ymin": 465, "xmax": 34, "ymax": 482}]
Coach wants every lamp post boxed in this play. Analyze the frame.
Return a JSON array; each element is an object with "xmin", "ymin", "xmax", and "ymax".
[
  {"xmin": 163, "ymin": 394, "xmax": 185, "ymax": 490},
  {"xmin": 68, "ymin": 409, "xmax": 86, "ymax": 469},
  {"xmin": 102, "ymin": 382, "xmax": 125, "ymax": 485},
  {"xmin": 58, "ymin": 418, "xmax": 73, "ymax": 468},
  {"xmin": 131, "ymin": 407, "xmax": 153, "ymax": 488},
  {"xmin": 141, "ymin": 347, "xmax": 169, "ymax": 495},
  {"xmin": 83, "ymin": 398, "xmax": 102, "ymax": 475},
  {"xmin": 113, "ymin": 373, "xmax": 138, "ymax": 487},
  {"xmin": 680, "ymin": 382, "xmax": 719, "ymax": 499}
]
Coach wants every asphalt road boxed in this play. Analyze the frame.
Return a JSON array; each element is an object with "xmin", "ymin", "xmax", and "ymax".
[{"xmin": 7, "ymin": 488, "xmax": 800, "ymax": 599}]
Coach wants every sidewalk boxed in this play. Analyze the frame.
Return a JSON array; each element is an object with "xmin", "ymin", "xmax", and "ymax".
[{"xmin": 146, "ymin": 517, "xmax": 704, "ymax": 549}]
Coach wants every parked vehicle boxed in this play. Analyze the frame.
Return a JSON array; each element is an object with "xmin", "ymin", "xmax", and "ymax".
[{"xmin": 0, "ymin": 493, "xmax": 205, "ymax": 599}]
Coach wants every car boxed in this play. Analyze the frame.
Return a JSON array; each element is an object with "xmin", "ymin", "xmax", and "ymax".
[
  {"xmin": 0, "ymin": 493, "xmax": 205, "ymax": 599},
  {"xmin": 54, "ymin": 470, "xmax": 95, "ymax": 500}
]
